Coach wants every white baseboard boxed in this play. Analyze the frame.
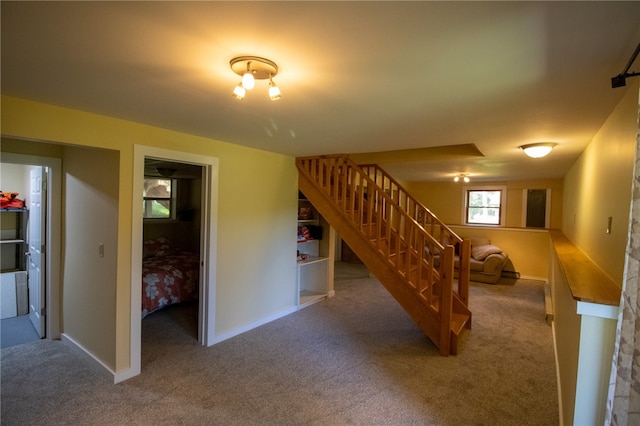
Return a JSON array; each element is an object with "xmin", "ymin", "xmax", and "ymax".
[
  {"xmin": 209, "ymin": 306, "xmax": 298, "ymax": 346},
  {"xmin": 61, "ymin": 333, "xmax": 117, "ymax": 383}
]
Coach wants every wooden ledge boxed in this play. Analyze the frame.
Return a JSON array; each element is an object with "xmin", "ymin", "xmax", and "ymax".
[{"xmin": 549, "ymin": 230, "xmax": 621, "ymax": 306}]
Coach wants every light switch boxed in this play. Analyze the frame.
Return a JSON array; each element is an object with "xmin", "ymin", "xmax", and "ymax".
[{"xmin": 98, "ymin": 243, "xmax": 105, "ymax": 257}]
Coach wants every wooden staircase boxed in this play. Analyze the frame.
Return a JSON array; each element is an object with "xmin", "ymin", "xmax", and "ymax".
[{"xmin": 296, "ymin": 154, "xmax": 472, "ymax": 355}]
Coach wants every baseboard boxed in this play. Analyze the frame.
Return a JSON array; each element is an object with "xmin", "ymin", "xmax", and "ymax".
[
  {"xmin": 209, "ymin": 306, "xmax": 298, "ymax": 346},
  {"xmin": 61, "ymin": 333, "xmax": 116, "ymax": 383},
  {"xmin": 518, "ymin": 274, "xmax": 548, "ymax": 282}
]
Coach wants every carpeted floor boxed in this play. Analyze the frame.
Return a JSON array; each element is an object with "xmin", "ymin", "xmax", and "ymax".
[
  {"xmin": 1, "ymin": 262, "xmax": 558, "ymax": 425},
  {"xmin": 1, "ymin": 314, "xmax": 40, "ymax": 349}
]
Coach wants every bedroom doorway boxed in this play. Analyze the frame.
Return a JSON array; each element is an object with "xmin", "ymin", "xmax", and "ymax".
[
  {"xmin": 129, "ymin": 145, "xmax": 219, "ymax": 380},
  {"xmin": 141, "ymin": 158, "xmax": 203, "ymax": 339}
]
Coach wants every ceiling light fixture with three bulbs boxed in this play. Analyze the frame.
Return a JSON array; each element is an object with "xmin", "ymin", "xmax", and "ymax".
[
  {"xmin": 453, "ymin": 174, "xmax": 470, "ymax": 183},
  {"xmin": 230, "ymin": 56, "xmax": 281, "ymax": 101}
]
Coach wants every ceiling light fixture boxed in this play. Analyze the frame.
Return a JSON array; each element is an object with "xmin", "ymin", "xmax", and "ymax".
[
  {"xmin": 230, "ymin": 56, "xmax": 280, "ymax": 101},
  {"xmin": 453, "ymin": 174, "xmax": 470, "ymax": 183},
  {"xmin": 520, "ymin": 143, "xmax": 556, "ymax": 158}
]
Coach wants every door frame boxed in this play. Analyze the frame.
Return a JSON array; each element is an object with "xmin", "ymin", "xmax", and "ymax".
[
  {"xmin": 1, "ymin": 152, "xmax": 62, "ymax": 340},
  {"xmin": 129, "ymin": 145, "xmax": 218, "ymax": 378}
]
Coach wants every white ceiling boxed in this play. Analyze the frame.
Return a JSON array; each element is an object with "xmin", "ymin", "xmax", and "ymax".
[{"xmin": 2, "ymin": 1, "xmax": 640, "ymax": 182}]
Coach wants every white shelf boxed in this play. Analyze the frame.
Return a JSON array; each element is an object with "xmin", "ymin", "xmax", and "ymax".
[
  {"xmin": 297, "ymin": 255, "xmax": 327, "ymax": 265},
  {"xmin": 299, "ymin": 290, "xmax": 327, "ymax": 308},
  {"xmin": 297, "ymin": 198, "xmax": 330, "ymax": 309}
]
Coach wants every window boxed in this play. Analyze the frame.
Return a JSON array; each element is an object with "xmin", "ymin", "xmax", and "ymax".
[
  {"xmin": 465, "ymin": 188, "xmax": 504, "ymax": 225},
  {"xmin": 143, "ymin": 178, "xmax": 175, "ymax": 219}
]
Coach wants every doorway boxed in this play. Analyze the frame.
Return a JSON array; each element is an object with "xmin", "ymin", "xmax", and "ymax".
[
  {"xmin": 0, "ymin": 153, "xmax": 62, "ymax": 348},
  {"xmin": 141, "ymin": 158, "xmax": 203, "ymax": 339},
  {"xmin": 126, "ymin": 145, "xmax": 218, "ymax": 381}
]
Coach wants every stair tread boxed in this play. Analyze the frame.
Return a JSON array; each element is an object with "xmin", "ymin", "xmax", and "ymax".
[{"xmin": 451, "ymin": 312, "xmax": 470, "ymax": 336}]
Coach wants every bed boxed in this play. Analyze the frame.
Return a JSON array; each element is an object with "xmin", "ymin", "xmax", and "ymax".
[{"xmin": 142, "ymin": 237, "xmax": 199, "ymax": 318}]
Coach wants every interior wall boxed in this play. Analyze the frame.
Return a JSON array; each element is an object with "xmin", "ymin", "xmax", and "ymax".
[
  {"xmin": 143, "ymin": 177, "xmax": 202, "ymax": 254},
  {"xmin": 0, "ymin": 163, "xmax": 30, "ymax": 197},
  {"xmin": 405, "ymin": 178, "xmax": 563, "ymax": 229},
  {"xmin": 562, "ymin": 81, "xmax": 640, "ymax": 284},
  {"xmin": 1, "ymin": 95, "xmax": 298, "ymax": 375},
  {"xmin": 63, "ymin": 145, "xmax": 119, "ymax": 368},
  {"xmin": 449, "ymin": 225, "xmax": 549, "ymax": 280}
]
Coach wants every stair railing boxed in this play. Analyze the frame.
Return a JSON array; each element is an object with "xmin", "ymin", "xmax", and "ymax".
[
  {"xmin": 296, "ymin": 155, "xmax": 455, "ymax": 333},
  {"xmin": 359, "ymin": 164, "xmax": 470, "ymax": 305}
]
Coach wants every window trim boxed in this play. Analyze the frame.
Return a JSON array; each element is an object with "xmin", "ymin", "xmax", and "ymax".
[{"xmin": 462, "ymin": 185, "xmax": 507, "ymax": 226}]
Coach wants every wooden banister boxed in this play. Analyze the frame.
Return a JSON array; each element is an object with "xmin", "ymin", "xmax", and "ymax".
[
  {"xmin": 297, "ymin": 154, "xmax": 471, "ymax": 354},
  {"xmin": 359, "ymin": 163, "xmax": 470, "ymax": 305}
]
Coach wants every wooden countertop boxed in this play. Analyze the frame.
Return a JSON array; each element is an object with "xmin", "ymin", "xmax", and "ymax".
[{"xmin": 549, "ymin": 230, "xmax": 621, "ymax": 306}]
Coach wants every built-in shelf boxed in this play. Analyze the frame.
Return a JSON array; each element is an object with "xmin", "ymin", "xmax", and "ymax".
[
  {"xmin": 1, "ymin": 209, "xmax": 28, "ymax": 274},
  {"xmin": 297, "ymin": 196, "xmax": 330, "ymax": 309}
]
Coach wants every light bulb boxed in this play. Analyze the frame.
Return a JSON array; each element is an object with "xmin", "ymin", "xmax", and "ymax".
[
  {"xmin": 269, "ymin": 82, "xmax": 281, "ymax": 100},
  {"xmin": 232, "ymin": 84, "xmax": 246, "ymax": 100},
  {"xmin": 454, "ymin": 176, "xmax": 460, "ymax": 182},
  {"xmin": 463, "ymin": 176, "xmax": 470, "ymax": 183},
  {"xmin": 242, "ymin": 72, "xmax": 255, "ymax": 90}
]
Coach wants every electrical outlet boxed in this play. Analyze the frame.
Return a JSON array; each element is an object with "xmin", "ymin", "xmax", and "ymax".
[{"xmin": 98, "ymin": 243, "xmax": 105, "ymax": 257}]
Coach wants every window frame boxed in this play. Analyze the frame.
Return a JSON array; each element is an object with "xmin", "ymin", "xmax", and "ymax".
[
  {"xmin": 143, "ymin": 177, "xmax": 177, "ymax": 220},
  {"xmin": 463, "ymin": 185, "xmax": 506, "ymax": 226}
]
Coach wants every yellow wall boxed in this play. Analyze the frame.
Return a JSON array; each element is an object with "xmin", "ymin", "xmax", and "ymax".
[
  {"xmin": 1, "ymin": 95, "xmax": 298, "ymax": 374},
  {"xmin": 562, "ymin": 82, "xmax": 639, "ymax": 284},
  {"xmin": 405, "ymin": 178, "xmax": 562, "ymax": 279},
  {"xmin": 405, "ymin": 178, "xmax": 563, "ymax": 229},
  {"xmin": 63, "ymin": 145, "xmax": 119, "ymax": 366},
  {"xmin": 449, "ymin": 225, "xmax": 549, "ymax": 280}
]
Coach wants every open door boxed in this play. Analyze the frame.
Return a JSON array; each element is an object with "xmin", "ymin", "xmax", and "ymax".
[{"xmin": 28, "ymin": 166, "xmax": 46, "ymax": 338}]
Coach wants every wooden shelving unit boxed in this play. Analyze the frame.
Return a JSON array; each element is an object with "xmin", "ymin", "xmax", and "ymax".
[{"xmin": 297, "ymin": 195, "xmax": 330, "ymax": 308}]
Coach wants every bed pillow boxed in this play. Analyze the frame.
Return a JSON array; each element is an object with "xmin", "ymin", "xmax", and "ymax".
[
  {"xmin": 143, "ymin": 237, "xmax": 173, "ymax": 259},
  {"xmin": 471, "ymin": 244, "xmax": 503, "ymax": 261}
]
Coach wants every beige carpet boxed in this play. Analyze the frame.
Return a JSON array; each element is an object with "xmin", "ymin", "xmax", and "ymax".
[{"xmin": 1, "ymin": 262, "xmax": 558, "ymax": 425}]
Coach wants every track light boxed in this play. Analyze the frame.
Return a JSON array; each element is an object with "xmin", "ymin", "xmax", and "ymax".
[
  {"xmin": 230, "ymin": 56, "xmax": 281, "ymax": 101},
  {"xmin": 232, "ymin": 84, "xmax": 246, "ymax": 100},
  {"xmin": 269, "ymin": 75, "xmax": 281, "ymax": 101},
  {"xmin": 520, "ymin": 143, "xmax": 556, "ymax": 158},
  {"xmin": 242, "ymin": 62, "xmax": 255, "ymax": 90},
  {"xmin": 611, "ymin": 41, "xmax": 640, "ymax": 88}
]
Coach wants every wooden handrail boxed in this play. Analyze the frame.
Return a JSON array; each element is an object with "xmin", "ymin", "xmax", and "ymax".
[
  {"xmin": 296, "ymin": 155, "xmax": 461, "ymax": 344},
  {"xmin": 359, "ymin": 163, "xmax": 470, "ymax": 304}
]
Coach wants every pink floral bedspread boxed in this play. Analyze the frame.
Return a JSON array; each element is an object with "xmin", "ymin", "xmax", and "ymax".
[{"xmin": 142, "ymin": 251, "xmax": 199, "ymax": 318}]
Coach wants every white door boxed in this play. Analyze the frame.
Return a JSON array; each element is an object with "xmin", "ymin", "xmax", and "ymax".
[{"xmin": 28, "ymin": 166, "xmax": 46, "ymax": 337}]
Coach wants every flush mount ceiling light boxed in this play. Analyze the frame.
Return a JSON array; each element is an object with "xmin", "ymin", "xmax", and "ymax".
[
  {"xmin": 230, "ymin": 56, "xmax": 281, "ymax": 101},
  {"xmin": 520, "ymin": 143, "xmax": 556, "ymax": 158},
  {"xmin": 453, "ymin": 174, "xmax": 470, "ymax": 183}
]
